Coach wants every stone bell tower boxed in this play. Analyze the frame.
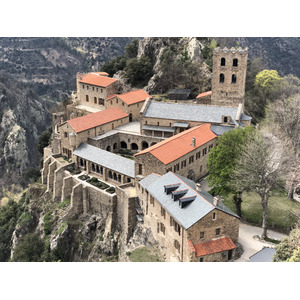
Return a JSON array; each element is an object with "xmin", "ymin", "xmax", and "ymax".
[{"xmin": 211, "ymin": 47, "xmax": 248, "ymax": 107}]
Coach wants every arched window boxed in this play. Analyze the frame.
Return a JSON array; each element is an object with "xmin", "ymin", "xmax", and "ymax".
[
  {"xmin": 224, "ymin": 116, "xmax": 228, "ymax": 123},
  {"xmin": 233, "ymin": 58, "xmax": 238, "ymax": 67},
  {"xmin": 120, "ymin": 141, "xmax": 127, "ymax": 149},
  {"xmin": 221, "ymin": 57, "xmax": 226, "ymax": 66},
  {"xmin": 232, "ymin": 74, "xmax": 237, "ymax": 84},
  {"xmin": 131, "ymin": 143, "xmax": 138, "ymax": 151},
  {"xmin": 64, "ymin": 132, "xmax": 68, "ymax": 138},
  {"xmin": 118, "ymin": 174, "xmax": 121, "ymax": 182},
  {"xmin": 106, "ymin": 146, "xmax": 111, "ymax": 152},
  {"xmin": 142, "ymin": 141, "xmax": 149, "ymax": 150},
  {"xmin": 219, "ymin": 73, "xmax": 225, "ymax": 83},
  {"xmin": 113, "ymin": 143, "xmax": 117, "ymax": 150},
  {"xmin": 91, "ymin": 163, "xmax": 95, "ymax": 172},
  {"xmin": 96, "ymin": 165, "xmax": 100, "ymax": 173},
  {"xmin": 108, "ymin": 171, "xmax": 113, "ymax": 179},
  {"xmin": 113, "ymin": 172, "xmax": 118, "ymax": 181}
]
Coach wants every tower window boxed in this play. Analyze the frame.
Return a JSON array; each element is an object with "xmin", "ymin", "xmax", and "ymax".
[
  {"xmin": 224, "ymin": 116, "xmax": 228, "ymax": 123},
  {"xmin": 221, "ymin": 57, "xmax": 226, "ymax": 66},
  {"xmin": 232, "ymin": 74, "xmax": 237, "ymax": 84},
  {"xmin": 233, "ymin": 58, "xmax": 238, "ymax": 67},
  {"xmin": 219, "ymin": 73, "xmax": 225, "ymax": 83}
]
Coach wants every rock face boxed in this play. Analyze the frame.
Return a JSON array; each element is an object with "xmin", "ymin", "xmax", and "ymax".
[{"xmin": 137, "ymin": 37, "xmax": 208, "ymax": 94}]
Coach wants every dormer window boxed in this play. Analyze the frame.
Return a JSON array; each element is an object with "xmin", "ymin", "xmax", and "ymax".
[{"xmin": 223, "ymin": 116, "xmax": 230, "ymax": 124}]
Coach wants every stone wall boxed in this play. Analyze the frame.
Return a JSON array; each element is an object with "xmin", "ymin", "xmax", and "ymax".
[
  {"xmin": 88, "ymin": 131, "xmax": 164, "ymax": 154},
  {"xmin": 105, "ymin": 95, "xmax": 146, "ymax": 121},
  {"xmin": 211, "ymin": 47, "xmax": 248, "ymax": 107},
  {"xmin": 134, "ymin": 138, "xmax": 217, "ymax": 181}
]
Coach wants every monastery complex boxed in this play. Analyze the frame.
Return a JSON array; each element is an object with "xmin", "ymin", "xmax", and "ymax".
[{"xmin": 43, "ymin": 47, "xmax": 252, "ymax": 262}]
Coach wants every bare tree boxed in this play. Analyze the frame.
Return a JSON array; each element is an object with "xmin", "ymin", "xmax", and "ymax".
[
  {"xmin": 231, "ymin": 131, "xmax": 284, "ymax": 239},
  {"xmin": 266, "ymin": 94, "xmax": 300, "ymax": 199}
]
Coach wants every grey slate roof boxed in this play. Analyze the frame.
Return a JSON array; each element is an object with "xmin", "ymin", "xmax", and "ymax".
[
  {"xmin": 144, "ymin": 172, "xmax": 238, "ymax": 229},
  {"xmin": 240, "ymin": 113, "xmax": 252, "ymax": 121},
  {"xmin": 143, "ymin": 102, "xmax": 241, "ymax": 125},
  {"xmin": 73, "ymin": 143, "xmax": 135, "ymax": 178},
  {"xmin": 173, "ymin": 122, "xmax": 190, "ymax": 128},
  {"xmin": 142, "ymin": 125, "xmax": 176, "ymax": 132},
  {"xmin": 249, "ymin": 248, "xmax": 276, "ymax": 262},
  {"xmin": 139, "ymin": 173, "xmax": 161, "ymax": 189},
  {"xmin": 211, "ymin": 125, "xmax": 235, "ymax": 136}
]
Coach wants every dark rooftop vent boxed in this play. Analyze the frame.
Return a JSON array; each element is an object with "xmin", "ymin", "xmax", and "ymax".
[
  {"xmin": 164, "ymin": 183, "xmax": 180, "ymax": 194},
  {"xmin": 171, "ymin": 189, "xmax": 188, "ymax": 201},
  {"xmin": 179, "ymin": 196, "xmax": 196, "ymax": 208}
]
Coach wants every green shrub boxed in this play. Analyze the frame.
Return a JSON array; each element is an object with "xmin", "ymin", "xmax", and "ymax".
[
  {"xmin": 43, "ymin": 212, "xmax": 52, "ymax": 235},
  {"xmin": 106, "ymin": 187, "xmax": 115, "ymax": 194}
]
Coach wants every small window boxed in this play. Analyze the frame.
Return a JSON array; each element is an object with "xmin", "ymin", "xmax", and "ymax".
[
  {"xmin": 219, "ymin": 73, "xmax": 225, "ymax": 84},
  {"xmin": 170, "ymin": 216, "xmax": 174, "ymax": 226},
  {"xmin": 94, "ymin": 97, "xmax": 97, "ymax": 104},
  {"xmin": 116, "ymin": 98, "xmax": 118, "ymax": 104},
  {"xmin": 150, "ymin": 195, "xmax": 154, "ymax": 206},
  {"xmin": 64, "ymin": 132, "xmax": 68, "ymax": 138},
  {"xmin": 122, "ymin": 102, "xmax": 125, "ymax": 106},
  {"xmin": 216, "ymin": 228, "xmax": 221, "ymax": 235},
  {"xmin": 199, "ymin": 257, "xmax": 204, "ymax": 262},
  {"xmin": 160, "ymin": 223, "xmax": 165, "ymax": 235},
  {"xmin": 82, "ymin": 84, "xmax": 85, "ymax": 89},
  {"xmin": 224, "ymin": 116, "xmax": 228, "ymax": 123},
  {"xmin": 92, "ymin": 87, "xmax": 94, "ymax": 91},
  {"xmin": 200, "ymin": 231, "xmax": 205, "ymax": 239},
  {"xmin": 161, "ymin": 207, "xmax": 166, "ymax": 219},
  {"xmin": 221, "ymin": 57, "xmax": 226, "ymax": 66},
  {"xmin": 174, "ymin": 240, "xmax": 180, "ymax": 252},
  {"xmin": 232, "ymin": 74, "xmax": 237, "ymax": 84},
  {"xmin": 138, "ymin": 164, "xmax": 143, "ymax": 175},
  {"xmin": 87, "ymin": 86, "xmax": 89, "ymax": 90},
  {"xmin": 157, "ymin": 222, "xmax": 160, "ymax": 233},
  {"xmin": 86, "ymin": 95, "xmax": 89, "ymax": 102},
  {"xmin": 233, "ymin": 58, "xmax": 238, "ymax": 67},
  {"xmin": 212, "ymin": 212, "xmax": 216, "ymax": 220},
  {"xmin": 101, "ymin": 88, "xmax": 103, "ymax": 93},
  {"xmin": 202, "ymin": 148, "xmax": 207, "ymax": 156},
  {"xmin": 157, "ymin": 122, "xmax": 160, "ymax": 126}
]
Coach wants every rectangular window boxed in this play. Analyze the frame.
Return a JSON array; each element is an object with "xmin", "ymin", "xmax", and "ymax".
[
  {"xmin": 216, "ymin": 228, "xmax": 221, "ymax": 236},
  {"xmin": 82, "ymin": 84, "xmax": 85, "ymax": 89},
  {"xmin": 92, "ymin": 87, "xmax": 94, "ymax": 91},
  {"xmin": 160, "ymin": 223, "xmax": 165, "ymax": 235},
  {"xmin": 209, "ymin": 144, "xmax": 213, "ymax": 152},
  {"xmin": 203, "ymin": 148, "xmax": 207, "ymax": 156},
  {"xmin": 212, "ymin": 212, "xmax": 216, "ymax": 220},
  {"xmin": 200, "ymin": 231, "xmax": 205, "ymax": 239},
  {"xmin": 161, "ymin": 207, "xmax": 166, "ymax": 219},
  {"xmin": 157, "ymin": 222, "xmax": 160, "ymax": 233},
  {"xmin": 138, "ymin": 164, "xmax": 143, "ymax": 175},
  {"xmin": 174, "ymin": 221, "xmax": 181, "ymax": 236},
  {"xmin": 170, "ymin": 216, "xmax": 174, "ymax": 227},
  {"xmin": 86, "ymin": 95, "xmax": 89, "ymax": 102},
  {"xmin": 189, "ymin": 155, "xmax": 194, "ymax": 164},
  {"xmin": 150, "ymin": 195, "xmax": 154, "ymax": 206}
]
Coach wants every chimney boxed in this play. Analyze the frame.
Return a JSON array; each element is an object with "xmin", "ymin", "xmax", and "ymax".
[
  {"xmin": 196, "ymin": 183, "xmax": 201, "ymax": 192},
  {"xmin": 191, "ymin": 137, "xmax": 196, "ymax": 147},
  {"xmin": 213, "ymin": 196, "xmax": 219, "ymax": 206}
]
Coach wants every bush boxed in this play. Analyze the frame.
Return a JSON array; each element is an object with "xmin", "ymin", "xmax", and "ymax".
[
  {"xmin": 43, "ymin": 212, "xmax": 52, "ymax": 235},
  {"xmin": 106, "ymin": 187, "xmax": 115, "ymax": 194},
  {"xmin": 12, "ymin": 233, "xmax": 45, "ymax": 262}
]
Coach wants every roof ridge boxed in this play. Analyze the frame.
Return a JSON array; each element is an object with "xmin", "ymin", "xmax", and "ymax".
[{"xmin": 135, "ymin": 124, "xmax": 208, "ymax": 156}]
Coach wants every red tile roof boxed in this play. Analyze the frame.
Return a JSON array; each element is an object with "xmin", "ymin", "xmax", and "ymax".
[
  {"xmin": 135, "ymin": 124, "xmax": 217, "ymax": 164},
  {"xmin": 196, "ymin": 91, "xmax": 212, "ymax": 99},
  {"xmin": 193, "ymin": 236, "xmax": 236, "ymax": 257},
  {"xmin": 107, "ymin": 89, "xmax": 152, "ymax": 105},
  {"xmin": 67, "ymin": 107, "xmax": 128, "ymax": 133},
  {"xmin": 79, "ymin": 73, "xmax": 117, "ymax": 87}
]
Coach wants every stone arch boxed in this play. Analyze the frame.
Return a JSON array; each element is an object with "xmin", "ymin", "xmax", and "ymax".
[
  {"xmin": 91, "ymin": 163, "xmax": 95, "ymax": 172},
  {"xmin": 142, "ymin": 141, "xmax": 149, "ymax": 150},
  {"xmin": 127, "ymin": 178, "xmax": 131, "ymax": 183},
  {"xmin": 150, "ymin": 142, "xmax": 157, "ymax": 146},
  {"xmin": 108, "ymin": 171, "xmax": 113, "ymax": 179},
  {"xmin": 120, "ymin": 141, "xmax": 127, "ymax": 149},
  {"xmin": 131, "ymin": 143, "xmax": 138, "ymax": 151},
  {"xmin": 221, "ymin": 57, "xmax": 226, "ymax": 66},
  {"xmin": 96, "ymin": 165, "xmax": 100, "ymax": 173},
  {"xmin": 106, "ymin": 145, "xmax": 111, "ymax": 152},
  {"xmin": 80, "ymin": 158, "xmax": 84, "ymax": 167},
  {"xmin": 187, "ymin": 170, "xmax": 195, "ymax": 181}
]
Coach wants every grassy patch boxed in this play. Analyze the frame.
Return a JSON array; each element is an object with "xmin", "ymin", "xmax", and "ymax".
[
  {"xmin": 86, "ymin": 177, "xmax": 109, "ymax": 189},
  {"xmin": 106, "ymin": 186, "xmax": 115, "ymax": 194},
  {"xmin": 223, "ymin": 191, "xmax": 300, "ymax": 230},
  {"xmin": 57, "ymin": 197, "xmax": 71, "ymax": 209},
  {"xmin": 56, "ymin": 222, "xmax": 67, "ymax": 235},
  {"xmin": 18, "ymin": 211, "xmax": 31, "ymax": 226},
  {"xmin": 129, "ymin": 247, "xmax": 162, "ymax": 262}
]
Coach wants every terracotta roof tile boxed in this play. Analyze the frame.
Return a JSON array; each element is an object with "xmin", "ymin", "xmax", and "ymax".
[
  {"xmin": 80, "ymin": 73, "xmax": 117, "ymax": 87},
  {"xmin": 196, "ymin": 91, "xmax": 212, "ymax": 99},
  {"xmin": 193, "ymin": 236, "xmax": 236, "ymax": 257},
  {"xmin": 135, "ymin": 124, "xmax": 217, "ymax": 164},
  {"xmin": 67, "ymin": 107, "xmax": 128, "ymax": 133},
  {"xmin": 107, "ymin": 89, "xmax": 152, "ymax": 105}
]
